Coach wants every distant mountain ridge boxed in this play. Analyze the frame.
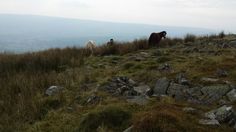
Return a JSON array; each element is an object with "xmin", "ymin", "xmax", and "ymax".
[{"xmin": 0, "ymin": 14, "xmax": 214, "ymax": 53}]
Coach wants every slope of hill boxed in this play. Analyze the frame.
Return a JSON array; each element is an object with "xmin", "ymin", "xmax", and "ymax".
[
  {"xmin": 1, "ymin": 33, "xmax": 236, "ymax": 131},
  {"xmin": 0, "ymin": 14, "xmax": 214, "ymax": 53}
]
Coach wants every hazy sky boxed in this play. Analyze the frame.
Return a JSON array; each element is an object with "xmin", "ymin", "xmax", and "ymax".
[{"xmin": 0, "ymin": 0, "xmax": 236, "ymax": 32}]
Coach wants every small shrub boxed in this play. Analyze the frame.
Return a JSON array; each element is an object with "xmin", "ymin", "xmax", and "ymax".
[
  {"xmin": 184, "ymin": 34, "xmax": 196, "ymax": 43},
  {"xmin": 77, "ymin": 106, "xmax": 131, "ymax": 132},
  {"xmin": 219, "ymin": 31, "xmax": 225, "ymax": 38}
]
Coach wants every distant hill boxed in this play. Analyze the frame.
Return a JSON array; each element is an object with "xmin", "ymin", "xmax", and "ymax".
[{"xmin": 0, "ymin": 14, "xmax": 214, "ymax": 53}]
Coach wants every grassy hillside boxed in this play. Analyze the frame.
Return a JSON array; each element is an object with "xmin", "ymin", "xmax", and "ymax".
[{"xmin": 1, "ymin": 33, "xmax": 236, "ymax": 131}]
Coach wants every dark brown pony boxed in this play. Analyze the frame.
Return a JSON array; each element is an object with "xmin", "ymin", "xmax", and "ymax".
[{"xmin": 148, "ymin": 31, "xmax": 167, "ymax": 47}]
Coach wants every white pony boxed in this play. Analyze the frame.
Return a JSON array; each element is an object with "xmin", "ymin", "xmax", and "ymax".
[{"xmin": 86, "ymin": 40, "xmax": 96, "ymax": 55}]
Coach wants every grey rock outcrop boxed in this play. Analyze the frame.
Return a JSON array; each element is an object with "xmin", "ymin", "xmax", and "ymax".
[
  {"xmin": 153, "ymin": 77, "xmax": 170, "ymax": 95},
  {"xmin": 101, "ymin": 76, "xmax": 138, "ymax": 96},
  {"xmin": 214, "ymin": 105, "xmax": 234, "ymax": 123},
  {"xmin": 227, "ymin": 89, "xmax": 236, "ymax": 102},
  {"xmin": 200, "ymin": 85, "xmax": 231, "ymax": 104},
  {"xmin": 101, "ymin": 76, "xmax": 152, "ymax": 98},
  {"xmin": 200, "ymin": 105, "xmax": 236, "ymax": 128}
]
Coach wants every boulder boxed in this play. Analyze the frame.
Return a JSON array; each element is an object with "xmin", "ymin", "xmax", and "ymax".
[
  {"xmin": 202, "ymin": 105, "xmax": 236, "ymax": 126},
  {"xmin": 153, "ymin": 77, "xmax": 170, "ymax": 95},
  {"xmin": 227, "ymin": 89, "xmax": 236, "ymax": 102},
  {"xmin": 45, "ymin": 86, "xmax": 63, "ymax": 96},
  {"xmin": 200, "ymin": 85, "xmax": 231, "ymax": 104},
  {"xmin": 215, "ymin": 105, "xmax": 235, "ymax": 123}
]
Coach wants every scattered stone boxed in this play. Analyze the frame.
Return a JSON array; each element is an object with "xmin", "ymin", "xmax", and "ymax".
[
  {"xmin": 153, "ymin": 77, "xmax": 170, "ymax": 95},
  {"xmin": 227, "ymin": 89, "xmax": 236, "ymax": 102},
  {"xmin": 45, "ymin": 86, "xmax": 63, "ymax": 96},
  {"xmin": 199, "ymin": 119, "xmax": 220, "ymax": 126}
]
